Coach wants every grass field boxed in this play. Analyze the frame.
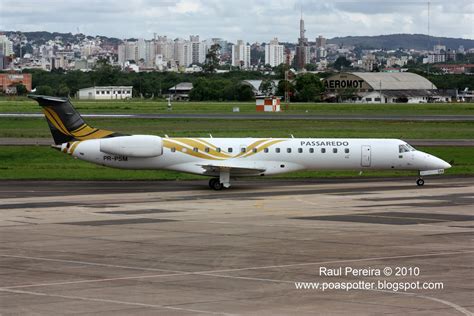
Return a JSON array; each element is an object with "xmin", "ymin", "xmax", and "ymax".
[
  {"xmin": 0, "ymin": 146, "xmax": 472, "ymax": 180},
  {"xmin": 1, "ymin": 100, "xmax": 472, "ymax": 180},
  {"xmin": 1, "ymin": 98, "xmax": 474, "ymax": 116},
  {"xmin": 1, "ymin": 117, "xmax": 474, "ymax": 139}
]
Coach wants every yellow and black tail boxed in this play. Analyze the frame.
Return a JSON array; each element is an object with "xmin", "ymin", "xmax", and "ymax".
[{"xmin": 29, "ymin": 95, "xmax": 122, "ymax": 145}]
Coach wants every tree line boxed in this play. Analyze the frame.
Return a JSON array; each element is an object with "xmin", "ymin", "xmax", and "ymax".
[
  {"xmin": 6, "ymin": 60, "xmax": 473, "ymax": 101},
  {"xmin": 14, "ymin": 61, "xmax": 326, "ymax": 102}
]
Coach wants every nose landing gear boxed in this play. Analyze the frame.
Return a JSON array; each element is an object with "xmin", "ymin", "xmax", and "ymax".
[{"xmin": 416, "ymin": 178, "xmax": 425, "ymax": 186}]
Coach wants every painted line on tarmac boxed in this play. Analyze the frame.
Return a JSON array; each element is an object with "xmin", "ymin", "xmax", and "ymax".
[
  {"xmin": 0, "ymin": 288, "xmax": 231, "ymax": 315},
  {"xmin": 2, "ymin": 252, "xmax": 471, "ymax": 316},
  {"xmin": 2, "ymin": 250, "xmax": 473, "ymax": 290}
]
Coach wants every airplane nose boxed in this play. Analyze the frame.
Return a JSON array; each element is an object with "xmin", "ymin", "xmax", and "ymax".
[
  {"xmin": 441, "ymin": 160, "xmax": 452, "ymax": 169},
  {"xmin": 430, "ymin": 155, "xmax": 451, "ymax": 169}
]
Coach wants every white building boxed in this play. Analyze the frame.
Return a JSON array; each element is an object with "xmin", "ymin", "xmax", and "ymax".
[
  {"xmin": 0, "ymin": 35, "xmax": 13, "ymax": 56},
  {"xmin": 77, "ymin": 86, "xmax": 133, "ymax": 100},
  {"xmin": 137, "ymin": 38, "xmax": 146, "ymax": 61},
  {"xmin": 190, "ymin": 35, "xmax": 206, "ymax": 65},
  {"xmin": 155, "ymin": 36, "xmax": 174, "ymax": 62},
  {"xmin": 264, "ymin": 38, "xmax": 284, "ymax": 67},
  {"xmin": 174, "ymin": 38, "xmax": 192, "ymax": 67},
  {"xmin": 232, "ymin": 40, "xmax": 251, "ymax": 68},
  {"xmin": 324, "ymin": 72, "xmax": 441, "ymax": 103},
  {"xmin": 118, "ymin": 41, "xmax": 138, "ymax": 65},
  {"xmin": 427, "ymin": 53, "xmax": 446, "ymax": 64}
]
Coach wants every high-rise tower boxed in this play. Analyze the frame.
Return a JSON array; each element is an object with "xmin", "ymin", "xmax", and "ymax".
[{"xmin": 295, "ymin": 12, "xmax": 309, "ymax": 70}]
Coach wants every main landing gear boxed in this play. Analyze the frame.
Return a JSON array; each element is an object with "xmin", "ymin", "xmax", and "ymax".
[
  {"xmin": 416, "ymin": 178, "xmax": 425, "ymax": 186},
  {"xmin": 209, "ymin": 178, "xmax": 224, "ymax": 190},
  {"xmin": 209, "ymin": 168, "xmax": 231, "ymax": 190}
]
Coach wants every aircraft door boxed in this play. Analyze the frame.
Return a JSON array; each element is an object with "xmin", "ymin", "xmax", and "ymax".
[{"xmin": 361, "ymin": 145, "xmax": 371, "ymax": 167}]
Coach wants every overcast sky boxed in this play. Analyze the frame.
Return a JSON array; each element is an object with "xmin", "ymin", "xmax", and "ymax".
[{"xmin": 1, "ymin": 0, "xmax": 473, "ymax": 42}]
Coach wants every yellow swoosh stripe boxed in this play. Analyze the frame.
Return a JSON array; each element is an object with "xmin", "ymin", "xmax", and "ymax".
[
  {"xmin": 163, "ymin": 139, "xmax": 226, "ymax": 160},
  {"xmin": 68, "ymin": 141, "xmax": 81, "ymax": 155},
  {"xmin": 42, "ymin": 108, "xmax": 114, "ymax": 141},
  {"xmin": 234, "ymin": 139, "xmax": 269, "ymax": 158},
  {"xmin": 240, "ymin": 139, "xmax": 285, "ymax": 158},
  {"xmin": 171, "ymin": 138, "xmax": 231, "ymax": 158},
  {"xmin": 70, "ymin": 124, "xmax": 87, "ymax": 133},
  {"xmin": 164, "ymin": 138, "xmax": 286, "ymax": 160},
  {"xmin": 43, "ymin": 108, "xmax": 70, "ymax": 136}
]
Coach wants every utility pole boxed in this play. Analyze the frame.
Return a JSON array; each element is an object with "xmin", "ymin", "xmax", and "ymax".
[
  {"xmin": 284, "ymin": 70, "xmax": 289, "ymax": 110},
  {"xmin": 379, "ymin": 80, "xmax": 383, "ymax": 104}
]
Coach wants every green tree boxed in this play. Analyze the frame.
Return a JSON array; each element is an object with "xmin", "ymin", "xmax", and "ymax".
[
  {"xmin": 333, "ymin": 56, "xmax": 352, "ymax": 71},
  {"xmin": 15, "ymin": 84, "xmax": 28, "ymax": 96},
  {"xmin": 305, "ymin": 63, "xmax": 317, "ymax": 71},
  {"xmin": 91, "ymin": 58, "xmax": 121, "ymax": 86},
  {"xmin": 35, "ymin": 85, "xmax": 54, "ymax": 95},
  {"xmin": 276, "ymin": 80, "xmax": 295, "ymax": 99},
  {"xmin": 56, "ymin": 83, "xmax": 70, "ymax": 97},
  {"xmin": 295, "ymin": 73, "xmax": 323, "ymax": 102},
  {"xmin": 203, "ymin": 44, "xmax": 221, "ymax": 73},
  {"xmin": 235, "ymin": 84, "xmax": 255, "ymax": 101},
  {"xmin": 274, "ymin": 63, "xmax": 290, "ymax": 79},
  {"xmin": 259, "ymin": 79, "xmax": 275, "ymax": 96}
]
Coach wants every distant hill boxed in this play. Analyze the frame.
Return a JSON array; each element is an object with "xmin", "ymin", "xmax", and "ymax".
[
  {"xmin": 3, "ymin": 31, "xmax": 473, "ymax": 51},
  {"xmin": 328, "ymin": 34, "xmax": 474, "ymax": 50},
  {"xmin": 3, "ymin": 31, "xmax": 122, "ymax": 46}
]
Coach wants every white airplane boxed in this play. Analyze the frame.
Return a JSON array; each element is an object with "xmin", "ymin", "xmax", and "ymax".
[{"xmin": 30, "ymin": 95, "xmax": 451, "ymax": 190}]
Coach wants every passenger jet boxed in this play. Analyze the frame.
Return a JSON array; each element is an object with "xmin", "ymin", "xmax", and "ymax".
[{"xmin": 30, "ymin": 95, "xmax": 451, "ymax": 190}]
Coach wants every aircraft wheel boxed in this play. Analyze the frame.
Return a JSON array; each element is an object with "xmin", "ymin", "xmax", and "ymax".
[
  {"xmin": 209, "ymin": 178, "xmax": 223, "ymax": 190},
  {"xmin": 212, "ymin": 181, "xmax": 224, "ymax": 191},
  {"xmin": 416, "ymin": 178, "xmax": 425, "ymax": 186},
  {"xmin": 209, "ymin": 178, "xmax": 217, "ymax": 189}
]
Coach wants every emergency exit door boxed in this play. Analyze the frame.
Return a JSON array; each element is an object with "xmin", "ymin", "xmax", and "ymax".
[{"xmin": 361, "ymin": 145, "xmax": 371, "ymax": 167}]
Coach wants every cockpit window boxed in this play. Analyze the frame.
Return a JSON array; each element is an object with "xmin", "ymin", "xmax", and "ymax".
[
  {"xmin": 399, "ymin": 145, "xmax": 410, "ymax": 153},
  {"xmin": 399, "ymin": 144, "xmax": 415, "ymax": 153},
  {"xmin": 406, "ymin": 144, "xmax": 416, "ymax": 151}
]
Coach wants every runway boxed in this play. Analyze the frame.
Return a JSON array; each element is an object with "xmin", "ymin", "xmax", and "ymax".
[
  {"xmin": 0, "ymin": 177, "xmax": 473, "ymax": 314},
  {"xmin": 1, "ymin": 137, "xmax": 474, "ymax": 147},
  {"xmin": 2, "ymin": 112, "xmax": 474, "ymax": 121}
]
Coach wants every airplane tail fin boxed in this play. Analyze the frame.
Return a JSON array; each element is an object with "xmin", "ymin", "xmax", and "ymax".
[{"xmin": 28, "ymin": 95, "xmax": 119, "ymax": 145}]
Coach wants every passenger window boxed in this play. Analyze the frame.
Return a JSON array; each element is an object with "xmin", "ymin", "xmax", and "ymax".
[
  {"xmin": 345, "ymin": 148, "xmax": 350, "ymax": 154},
  {"xmin": 171, "ymin": 147, "xmax": 176, "ymax": 153},
  {"xmin": 333, "ymin": 148, "xmax": 338, "ymax": 153},
  {"xmin": 321, "ymin": 148, "xmax": 326, "ymax": 153},
  {"xmin": 287, "ymin": 148, "xmax": 292, "ymax": 153},
  {"xmin": 276, "ymin": 148, "xmax": 280, "ymax": 153},
  {"xmin": 309, "ymin": 148, "xmax": 314, "ymax": 153},
  {"xmin": 241, "ymin": 147, "xmax": 246, "ymax": 153},
  {"xmin": 193, "ymin": 147, "xmax": 199, "ymax": 152},
  {"xmin": 264, "ymin": 148, "xmax": 269, "ymax": 153},
  {"xmin": 216, "ymin": 147, "xmax": 221, "ymax": 153},
  {"xmin": 298, "ymin": 148, "xmax": 303, "ymax": 153},
  {"xmin": 252, "ymin": 148, "xmax": 258, "ymax": 153},
  {"xmin": 205, "ymin": 147, "xmax": 210, "ymax": 153},
  {"xmin": 228, "ymin": 147, "xmax": 233, "ymax": 153}
]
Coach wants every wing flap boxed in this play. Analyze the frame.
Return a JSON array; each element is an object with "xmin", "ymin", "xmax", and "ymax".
[{"xmin": 198, "ymin": 164, "xmax": 265, "ymax": 175}]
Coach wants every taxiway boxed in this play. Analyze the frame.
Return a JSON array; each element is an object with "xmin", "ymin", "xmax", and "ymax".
[{"xmin": 0, "ymin": 178, "xmax": 473, "ymax": 315}]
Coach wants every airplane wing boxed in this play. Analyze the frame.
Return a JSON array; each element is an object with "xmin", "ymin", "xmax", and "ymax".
[{"xmin": 198, "ymin": 163, "xmax": 265, "ymax": 176}]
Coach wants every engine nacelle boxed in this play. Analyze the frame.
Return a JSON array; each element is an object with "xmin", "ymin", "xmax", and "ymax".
[{"xmin": 100, "ymin": 135, "xmax": 163, "ymax": 158}]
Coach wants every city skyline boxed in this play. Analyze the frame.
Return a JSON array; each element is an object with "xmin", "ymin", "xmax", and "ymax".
[{"xmin": 1, "ymin": 0, "xmax": 473, "ymax": 42}]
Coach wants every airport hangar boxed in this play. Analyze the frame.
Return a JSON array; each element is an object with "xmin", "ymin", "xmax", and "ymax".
[{"xmin": 323, "ymin": 72, "xmax": 450, "ymax": 104}]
